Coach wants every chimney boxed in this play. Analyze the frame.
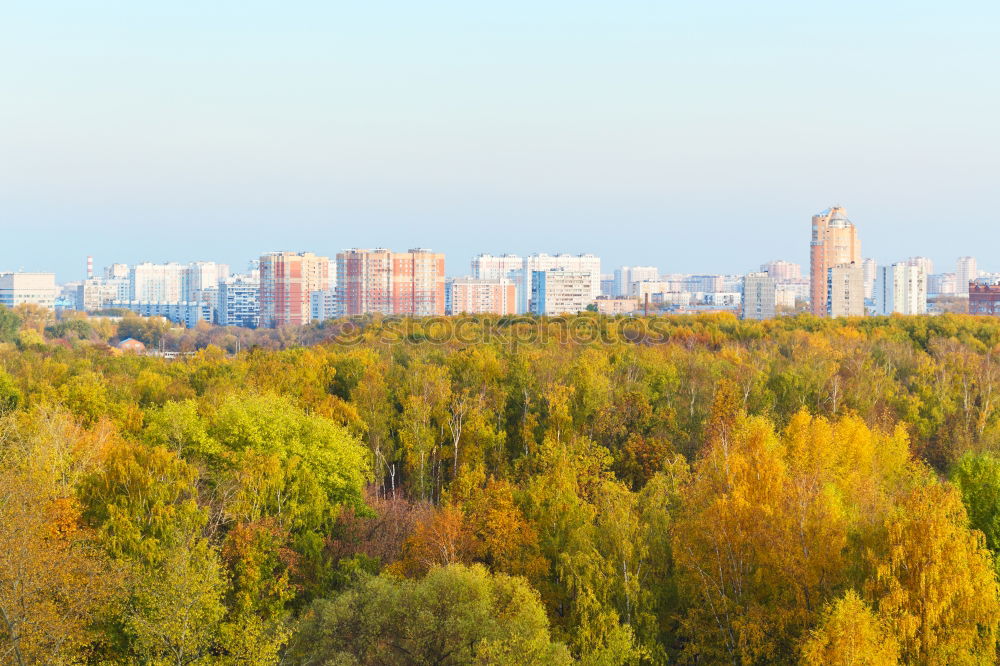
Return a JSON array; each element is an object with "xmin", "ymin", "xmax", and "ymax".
[{"xmin": 87, "ymin": 256, "xmax": 93, "ymax": 279}]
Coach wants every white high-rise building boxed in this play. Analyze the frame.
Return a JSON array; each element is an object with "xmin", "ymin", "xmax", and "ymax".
[
  {"xmin": 957, "ymin": 257, "xmax": 978, "ymax": 296},
  {"xmin": 862, "ymin": 258, "xmax": 878, "ymax": 300},
  {"xmin": 874, "ymin": 263, "xmax": 927, "ymax": 315},
  {"xmin": 928, "ymin": 273, "xmax": 957, "ymax": 296},
  {"xmin": 471, "ymin": 254, "xmax": 523, "ymax": 281},
  {"xmin": 613, "ymin": 266, "xmax": 659, "ymax": 298},
  {"xmin": 905, "ymin": 257, "xmax": 934, "ymax": 276},
  {"xmin": 130, "ymin": 262, "xmax": 187, "ymax": 302},
  {"xmin": 218, "ymin": 274, "xmax": 261, "ymax": 328},
  {"xmin": 472, "ymin": 254, "xmax": 524, "ymax": 311},
  {"xmin": 521, "ymin": 254, "xmax": 600, "ymax": 313},
  {"xmin": 185, "ymin": 262, "xmax": 230, "ymax": 302},
  {"xmin": 742, "ymin": 272, "xmax": 777, "ymax": 320},
  {"xmin": 530, "ymin": 269, "xmax": 594, "ymax": 315}
]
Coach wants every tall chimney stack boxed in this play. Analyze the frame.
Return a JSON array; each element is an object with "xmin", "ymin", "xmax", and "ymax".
[{"xmin": 87, "ymin": 256, "xmax": 93, "ymax": 279}]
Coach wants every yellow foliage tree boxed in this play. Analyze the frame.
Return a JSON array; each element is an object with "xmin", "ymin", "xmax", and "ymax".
[
  {"xmin": 865, "ymin": 480, "xmax": 1000, "ymax": 664},
  {"xmin": 800, "ymin": 590, "xmax": 899, "ymax": 665}
]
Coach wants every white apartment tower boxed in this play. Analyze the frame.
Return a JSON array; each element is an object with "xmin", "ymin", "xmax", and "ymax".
[
  {"xmin": 742, "ymin": 272, "xmax": 777, "ymax": 320},
  {"xmin": 862, "ymin": 258, "xmax": 877, "ymax": 301},
  {"xmin": 613, "ymin": 266, "xmax": 659, "ymax": 298},
  {"xmin": 530, "ymin": 269, "xmax": 593, "ymax": 315},
  {"xmin": 957, "ymin": 257, "xmax": 978, "ymax": 295},
  {"xmin": 874, "ymin": 263, "xmax": 927, "ymax": 315},
  {"xmin": 521, "ymin": 254, "xmax": 601, "ymax": 313}
]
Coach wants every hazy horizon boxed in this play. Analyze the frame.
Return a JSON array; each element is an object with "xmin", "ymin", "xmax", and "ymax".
[{"xmin": 2, "ymin": 1, "xmax": 998, "ymax": 282}]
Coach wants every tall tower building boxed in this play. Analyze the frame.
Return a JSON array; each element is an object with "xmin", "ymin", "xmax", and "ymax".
[
  {"xmin": 810, "ymin": 206, "xmax": 861, "ymax": 316},
  {"xmin": 259, "ymin": 251, "xmax": 331, "ymax": 327}
]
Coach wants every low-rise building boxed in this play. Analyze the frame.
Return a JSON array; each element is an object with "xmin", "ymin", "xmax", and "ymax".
[
  {"xmin": 970, "ymin": 283, "xmax": 1000, "ymax": 316},
  {"xmin": 117, "ymin": 338, "xmax": 147, "ymax": 353},
  {"xmin": 110, "ymin": 301, "xmax": 211, "ymax": 328},
  {"xmin": 0, "ymin": 272, "xmax": 57, "ymax": 309},
  {"xmin": 593, "ymin": 296, "xmax": 638, "ymax": 315}
]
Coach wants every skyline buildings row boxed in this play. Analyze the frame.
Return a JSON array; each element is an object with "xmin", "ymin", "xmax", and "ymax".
[{"xmin": 2, "ymin": 207, "xmax": 997, "ymax": 327}]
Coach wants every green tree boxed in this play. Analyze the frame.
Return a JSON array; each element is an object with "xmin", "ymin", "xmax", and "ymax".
[
  {"xmin": 951, "ymin": 451, "xmax": 1000, "ymax": 553},
  {"xmin": 125, "ymin": 534, "xmax": 227, "ymax": 665},
  {"xmin": 0, "ymin": 306, "xmax": 20, "ymax": 342},
  {"xmin": 286, "ymin": 564, "xmax": 572, "ymax": 665}
]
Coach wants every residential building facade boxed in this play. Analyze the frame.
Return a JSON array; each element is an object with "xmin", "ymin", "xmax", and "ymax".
[
  {"xmin": 742, "ymin": 272, "xmax": 777, "ymax": 320},
  {"xmin": 530, "ymin": 269, "xmax": 593, "ymax": 315},
  {"xmin": 874, "ymin": 263, "xmax": 927, "ymax": 315},
  {"xmin": 337, "ymin": 248, "xmax": 445, "ymax": 317},
  {"xmin": 957, "ymin": 256, "xmax": 978, "ymax": 295},
  {"xmin": 810, "ymin": 206, "xmax": 861, "ymax": 316},
  {"xmin": 826, "ymin": 263, "xmax": 865, "ymax": 317},
  {"xmin": 521, "ymin": 254, "xmax": 600, "ymax": 313},
  {"xmin": 0, "ymin": 272, "xmax": 57, "ymax": 309},
  {"xmin": 259, "ymin": 251, "xmax": 331, "ymax": 327},
  {"xmin": 446, "ymin": 277, "xmax": 516, "ymax": 315},
  {"xmin": 613, "ymin": 266, "xmax": 659, "ymax": 298},
  {"xmin": 970, "ymin": 283, "xmax": 1000, "ymax": 316},
  {"xmin": 218, "ymin": 275, "xmax": 261, "ymax": 328}
]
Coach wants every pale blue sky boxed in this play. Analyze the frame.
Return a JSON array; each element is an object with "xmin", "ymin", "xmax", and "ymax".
[{"xmin": 1, "ymin": 1, "xmax": 998, "ymax": 281}]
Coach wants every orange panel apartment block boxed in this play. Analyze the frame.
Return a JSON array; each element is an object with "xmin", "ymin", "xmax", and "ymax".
[
  {"xmin": 259, "ymin": 251, "xmax": 331, "ymax": 327},
  {"xmin": 337, "ymin": 248, "xmax": 445, "ymax": 316},
  {"xmin": 446, "ymin": 277, "xmax": 517, "ymax": 315}
]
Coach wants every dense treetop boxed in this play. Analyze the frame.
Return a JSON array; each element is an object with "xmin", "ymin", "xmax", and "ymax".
[{"xmin": 2, "ymin": 306, "xmax": 1000, "ymax": 664}]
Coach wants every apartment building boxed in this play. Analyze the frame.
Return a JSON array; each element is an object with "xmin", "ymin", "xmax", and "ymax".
[
  {"xmin": 0, "ymin": 272, "xmax": 57, "ymax": 309},
  {"xmin": 810, "ymin": 207, "xmax": 861, "ymax": 316},
  {"xmin": 259, "ymin": 251, "xmax": 331, "ymax": 327},
  {"xmin": 742, "ymin": 272, "xmax": 777, "ymax": 320},
  {"xmin": 826, "ymin": 263, "xmax": 865, "ymax": 317},
  {"xmin": 521, "ymin": 254, "xmax": 600, "ymax": 313},
  {"xmin": 337, "ymin": 248, "xmax": 445, "ymax": 316},
  {"xmin": 446, "ymin": 277, "xmax": 516, "ymax": 315},
  {"xmin": 530, "ymin": 269, "xmax": 593, "ymax": 315},
  {"xmin": 874, "ymin": 263, "xmax": 927, "ymax": 315}
]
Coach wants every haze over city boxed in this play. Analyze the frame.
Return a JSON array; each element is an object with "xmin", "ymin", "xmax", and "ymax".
[{"xmin": 3, "ymin": 1, "xmax": 999, "ymax": 280}]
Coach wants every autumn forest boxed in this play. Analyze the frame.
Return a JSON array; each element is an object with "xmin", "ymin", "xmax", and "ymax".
[{"xmin": 3, "ymin": 308, "xmax": 1000, "ymax": 664}]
